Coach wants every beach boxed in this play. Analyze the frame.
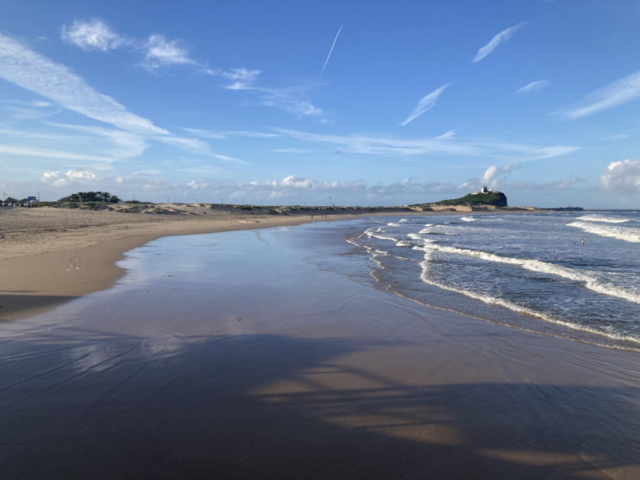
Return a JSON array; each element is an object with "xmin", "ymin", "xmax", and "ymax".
[
  {"xmin": 0, "ymin": 205, "xmax": 517, "ymax": 321},
  {"xmin": 1, "ymin": 212, "xmax": 639, "ymax": 479},
  {"xmin": 0, "ymin": 206, "xmax": 372, "ymax": 320}
]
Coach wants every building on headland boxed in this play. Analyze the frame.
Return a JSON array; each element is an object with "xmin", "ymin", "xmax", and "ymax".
[{"xmin": 470, "ymin": 186, "xmax": 500, "ymax": 195}]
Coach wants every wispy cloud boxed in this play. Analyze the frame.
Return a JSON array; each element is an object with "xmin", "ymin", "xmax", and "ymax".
[
  {"xmin": 44, "ymin": 122, "xmax": 149, "ymax": 159},
  {"xmin": 184, "ymin": 128, "xmax": 280, "ymax": 140},
  {"xmin": 602, "ymin": 133, "xmax": 629, "ymax": 141},
  {"xmin": 556, "ymin": 70, "xmax": 640, "ymax": 119},
  {"xmin": 226, "ymin": 82, "xmax": 325, "ymax": 118},
  {"xmin": 435, "ymin": 130, "xmax": 457, "ymax": 140},
  {"xmin": 277, "ymin": 128, "xmax": 579, "ymax": 161},
  {"xmin": 141, "ymin": 34, "xmax": 195, "ymax": 71},
  {"xmin": 61, "ymin": 19, "xmax": 244, "ymax": 76},
  {"xmin": 0, "ymin": 32, "xmax": 168, "ymax": 135},
  {"xmin": 320, "ymin": 26, "xmax": 342, "ymax": 77},
  {"xmin": 0, "ymin": 144, "xmax": 112, "ymax": 162},
  {"xmin": 400, "ymin": 83, "xmax": 450, "ymax": 126},
  {"xmin": 205, "ymin": 67, "xmax": 261, "ymax": 89},
  {"xmin": 517, "ymin": 79, "xmax": 550, "ymax": 94},
  {"xmin": 61, "ymin": 19, "xmax": 127, "ymax": 51},
  {"xmin": 472, "ymin": 22, "xmax": 526, "ymax": 63}
]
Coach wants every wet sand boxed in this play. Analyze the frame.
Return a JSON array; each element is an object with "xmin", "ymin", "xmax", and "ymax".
[
  {"xmin": 1, "ymin": 221, "xmax": 639, "ymax": 479},
  {"xmin": 0, "ymin": 207, "xmax": 361, "ymax": 320}
]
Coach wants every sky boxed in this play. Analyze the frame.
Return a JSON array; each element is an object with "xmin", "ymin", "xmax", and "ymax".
[{"xmin": 1, "ymin": 0, "xmax": 640, "ymax": 208}]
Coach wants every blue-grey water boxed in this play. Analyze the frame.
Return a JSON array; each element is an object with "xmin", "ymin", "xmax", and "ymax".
[{"xmin": 347, "ymin": 211, "xmax": 640, "ymax": 349}]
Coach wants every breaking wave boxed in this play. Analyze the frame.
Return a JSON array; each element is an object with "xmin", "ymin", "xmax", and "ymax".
[
  {"xmin": 568, "ymin": 222, "xmax": 640, "ymax": 243},
  {"xmin": 576, "ymin": 215, "xmax": 630, "ymax": 224},
  {"xmin": 416, "ymin": 251, "xmax": 640, "ymax": 345},
  {"xmin": 412, "ymin": 243, "xmax": 640, "ymax": 305}
]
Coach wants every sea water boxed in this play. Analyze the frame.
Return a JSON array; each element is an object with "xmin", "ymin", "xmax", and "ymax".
[{"xmin": 347, "ymin": 211, "xmax": 640, "ymax": 349}]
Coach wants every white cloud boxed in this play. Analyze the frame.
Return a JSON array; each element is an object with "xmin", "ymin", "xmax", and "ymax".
[
  {"xmin": 141, "ymin": 34, "xmax": 195, "ymax": 70},
  {"xmin": 41, "ymin": 169, "xmax": 100, "ymax": 187},
  {"xmin": 205, "ymin": 68, "xmax": 261, "ymax": 89},
  {"xmin": 62, "ymin": 20, "xmax": 126, "ymax": 51},
  {"xmin": 556, "ymin": 70, "xmax": 640, "ymax": 119},
  {"xmin": 400, "ymin": 83, "xmax": 450, "ymax": 126},
  {"xmin": 472, "ymin": 23, "xmax": 526, "ymax": 63},
  {"xmin": 0, "ymin": 32, "xmax": 168, "ymax": 135},
  {"xmin": 600, "ymin": 160, "xmax": 640, "ymax": 193},
  {"xmin": 517, "ymin": 79, "xmax": 550, "ymax": 93},
  {"xmin": 187, "ymin": 180, "xmax": 209, "ymax": 190},
  {"xmin": 458, "ymin": 165, "xmax": 517, "ymax": 191}
]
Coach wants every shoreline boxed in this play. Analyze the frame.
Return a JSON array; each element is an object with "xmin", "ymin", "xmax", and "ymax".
[
  {"xmin": 0, "ymin": 207, "xmax": 534, "ymax": 321},
  {"xmin": 0, "ymin": 208, "xmax": 427, "ymax": 321},
  {"xmin": 2, "ymin": 220, "xmax": 638, "ymax": 479}
]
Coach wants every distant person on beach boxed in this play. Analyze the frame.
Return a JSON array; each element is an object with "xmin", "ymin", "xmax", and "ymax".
[{"xmin": 582, "ymin": 238, "xmax": 585, "ymax": 246}]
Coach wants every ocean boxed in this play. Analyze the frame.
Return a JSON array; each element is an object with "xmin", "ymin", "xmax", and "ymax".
[{"xmin": 346, "ymin": 211, "xmax": 640, "ymax": 350}]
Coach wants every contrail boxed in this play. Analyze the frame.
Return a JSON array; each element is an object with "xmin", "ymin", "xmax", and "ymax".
[{"xmin": 320, "ymin": 25, "xmax": 342, "ymax": 77}]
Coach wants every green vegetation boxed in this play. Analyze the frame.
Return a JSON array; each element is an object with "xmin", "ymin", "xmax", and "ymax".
[
  {"xmin": 430, "ymin": 191, "xmax": 508, "ymax": 207},
  {"xmin": 58, "ymin": 191, "xmax": 121, "ymax": 203}
]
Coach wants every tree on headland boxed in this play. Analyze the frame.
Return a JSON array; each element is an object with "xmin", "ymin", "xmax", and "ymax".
[{"xmin": 57, "ymin": 192, "xmax": 121, "ymax": 203}]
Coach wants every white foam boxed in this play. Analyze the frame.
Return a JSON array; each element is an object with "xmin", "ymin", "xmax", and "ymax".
[
  {"xmin": 412, "ymin": 243, "xmax": 640, "ymax": 305},
  {"xmin": 460, "ymin": 216, "xmax": 475, "ymax": 222},
  {"xmin": 399, "ymin": 218, "xmax": 410, "ymax": 223},
  {"xmin": 576, "ymin": 215, "xmax": 629, "ymax": 224},
  {"xmin": 387, "ymin": 222, "xmax": 400, "ymax": 227},
  {"xmin": 416, "ymin": 250, "xmax": 640, "ymax": 345},
  {"xmin": 568, "ymin": 222, "xmax": 640, "ymax": 243},
  {"xmin": 372, "ymin": 234, "xmax": 399, "ymax": 242}
]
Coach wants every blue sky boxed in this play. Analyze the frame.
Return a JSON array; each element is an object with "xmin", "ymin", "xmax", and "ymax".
[{"xmin": 1, "ymin": 0, "xmax": 640, "ymax": 207}]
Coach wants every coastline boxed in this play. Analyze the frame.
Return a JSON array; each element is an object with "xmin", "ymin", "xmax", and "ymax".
[
  {"xmin": 0, "ymin": 212, "xmax": 347, "ymax": 321},
  {"xmin": 0, "ymin": 208, "xmax": 437, "ymax": 321},
  {"xmin": 0, "ymin": 207, "xmax": 535, "ymax": 321}
]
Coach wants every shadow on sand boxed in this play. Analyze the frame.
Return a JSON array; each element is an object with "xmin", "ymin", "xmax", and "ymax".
[
  {"xmin": 0, "ymin": 293, "xmax": 79, "ymax": 321},
  {"xmin": 1, "ymin": 332, "xmax": 639, "ymax": 479}
]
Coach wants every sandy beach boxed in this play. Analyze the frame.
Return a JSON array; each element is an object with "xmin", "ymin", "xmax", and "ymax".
[
  {"xmin": 0, "ymin": 205, "xmax": 519, "ymax": 321},
  {"xmin": 1, "ymin": 221, "xmax": 639, "ymax": 479},
  {"xmin": 0, "ymin": 206, "xmax": 367, "ymax": 320}
]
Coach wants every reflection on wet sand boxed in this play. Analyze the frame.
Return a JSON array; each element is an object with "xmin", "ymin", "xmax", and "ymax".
[{"xmin": 1, "ymin": 222, "xmax": 639, "ymax": 479}]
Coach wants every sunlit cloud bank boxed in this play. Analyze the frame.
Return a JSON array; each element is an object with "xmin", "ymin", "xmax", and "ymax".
[{"xmin": 600, "ymin": 160, "xmax": 640, "ymax": 193}]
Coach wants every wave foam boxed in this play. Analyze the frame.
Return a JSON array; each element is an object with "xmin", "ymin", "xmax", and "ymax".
[
  {"xmin": 576, "ymin": 215, "xmax": 630, "ymax": 224},
  {"xmin": 412, "ymin": 243, "xmax": 640, "ymax": 305},
  {"xmin": 460, "ymin": 216, "xmax": 475, "ymax": 222},
  {"xmin": 416, "ymin": 251, "xmax": 640, "ymax": 345},
  {"xmin": 568, "ymin": 222, "xmax": 640, "ymax": 243}
]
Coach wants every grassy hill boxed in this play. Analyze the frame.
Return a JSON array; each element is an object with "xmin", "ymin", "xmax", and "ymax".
[{"xmin": 433, "ymin": 191, "xmax": 508, "ymax": 207}]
